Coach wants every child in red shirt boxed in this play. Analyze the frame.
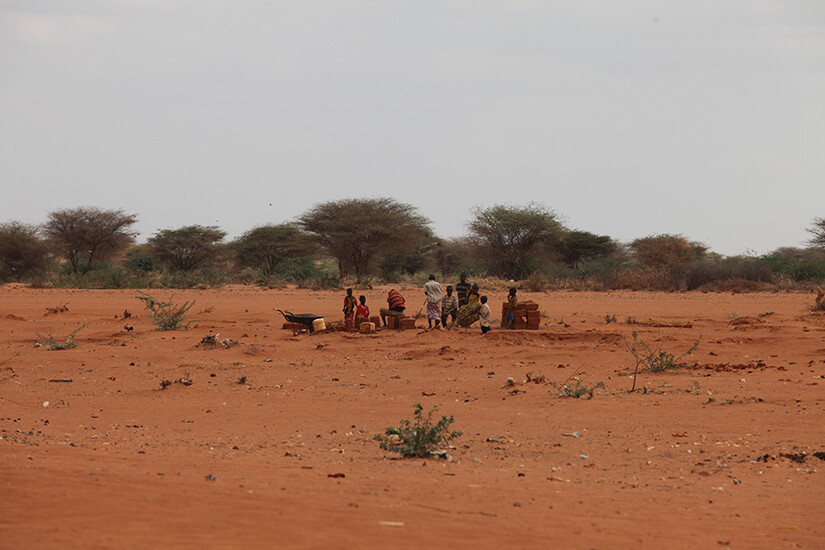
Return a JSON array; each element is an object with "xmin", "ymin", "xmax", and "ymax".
[{"xmin": 356, "ymin": 295, "xmax": 370, "ymax": 318}]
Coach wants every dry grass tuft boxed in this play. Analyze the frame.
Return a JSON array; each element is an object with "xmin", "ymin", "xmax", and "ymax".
[{"xmin": 814, "ymin": 288, "xmax": 825, "ymax": 312}]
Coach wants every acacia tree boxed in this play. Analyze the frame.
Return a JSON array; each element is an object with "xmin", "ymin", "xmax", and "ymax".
[
  {"xmin": 0, "ymin": 222, "xmax": 51, "ymax": 281},
  {"xmin": 148, "ymin": 225, "xmax": 226, "ymax": 271},
  {"xmin": 233, "ymin": 224, "xmax": 315, "ymax": 278},
  {"xmin": 43, "ymin": 207, "xmax": 137, "ymax": 274},
  {"xmin": 630, "ymin": 234, "xmax": 706, "ymax": 267},
  {"xmin": 807, "ymin": 218, "xmax": 825, "ymax": 250},
  {"xmin": 467, "ymin": 203, "xmax": 564, "ymax": 279},
  {"xmin": 555, "ymin": 230, "xmax": 616, "ymax": 268},
  {"xmin": 299, "ymin": 198, "xmax": 433, "ymax": 281}
]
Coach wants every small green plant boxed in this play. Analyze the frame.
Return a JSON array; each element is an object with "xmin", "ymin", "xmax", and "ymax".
[
  {"xmin": 36, "ymin": 324, "xmax": 87, "ymax": 350},
  {"xmin": 237, "ymin": 375, "xmax": 247, "ymax": 385},
  {"xmin": 550, "ymin": 380, "xmax": 604, "ymax": 399},
  {"xmin": 374, "ymin": 403, "xmax": 461, "ymax": 458},
  {"xmin": 628, "ymin": 331, "xmax": 701, "ymax": 373},
  {"xmin": 626, "ymin": 331, "xmax": 701, "ymax": 392},
  {"xmin": 160, "ymin": 379, "xmax": 172, "ymax": 389},
  {"xmin": 136, "ymin": 291, "xmax": 196, "ymax": 331},
  {"xmin": 604, "ymin": 314, "xmax": 617, "ymax": 324},
  {"xmin": 624, "ymin": 316, "xmax": 638, "ymax": 325}
]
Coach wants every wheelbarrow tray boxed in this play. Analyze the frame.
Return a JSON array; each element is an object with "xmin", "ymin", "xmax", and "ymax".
[{"xmin": 275, "ymin": 309, "xmax": 324, "ymax": 334}]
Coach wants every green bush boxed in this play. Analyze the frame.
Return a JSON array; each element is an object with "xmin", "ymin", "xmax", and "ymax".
[
  {"xmin": 136, "ymin": 291, "xmax": 196, "ymax": 330},
  {"xmin": 550, "ymin": 380, "xmax": 604, "ymax": 398},
  {"xmin": 374, "ymin": 403, "xmax": 461, "ymax": 458},
  {"xmin": 126, "ymin": 255, "xmax": 156, "ymax": 272},
  {"xmin": 154, "ymin": 267, "xmax": 227, "ymax": 289},
  {"xmin": 761, "ymin": 254, "xmax": 825, "ymax": 282},
  {"xmin": 628, "ymin": 331, "xmax": 700, "ymax": 373},
  {"xmin": 51, "ymin": 264, "xmax": 140, "ymax": 289},
  {"xmin": 271, "ymin": 257, "xmax": 339, "ymax": 289}
]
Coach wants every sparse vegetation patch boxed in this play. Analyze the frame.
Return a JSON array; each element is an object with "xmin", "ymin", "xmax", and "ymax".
[
  {"xmin": 550, "ymin": 380, "xmax": 604, "ymax": 399},
  {"xmin": 36, "ymin": 324, "xmax": 87, "ymax": 350},
  {"xmin": 136, "ymin": 291, "xmax": 196, "ymax": 331},
  {"xmin": 374, "ymin": 403, "xmax": 461, "ymax": 458},
  {"xmin": 626, "ymin": 331, "xmax": 701, "ymax": 391}
]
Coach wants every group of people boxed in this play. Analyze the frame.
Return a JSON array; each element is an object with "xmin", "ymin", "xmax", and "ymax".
[{"xmin": 342, "ymin": 273, "xmax": 520, "ymax": 334}]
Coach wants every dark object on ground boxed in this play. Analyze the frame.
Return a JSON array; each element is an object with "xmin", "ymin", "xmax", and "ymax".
[
  {"xmin": 48, "ymin": 379, "xmax": 73, "ymax": 383},
  {"xmin": 200, "ymin": 334, "xmax": 218, "ymax": 345},
  {"xmin": 44, "ymin": 303, "xmax": 69, "ymax": 315},
  {"xmin": 275, "ymin": 308, "xmax": 323, "ymax": 335},
  {"xmin": 780, "ymin": 452, "xmax": 808, "ymax": 463}
]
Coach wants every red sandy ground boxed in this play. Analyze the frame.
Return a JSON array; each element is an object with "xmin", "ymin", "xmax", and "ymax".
[{"xmin": 1, "ymin": 284, "xmax": 823, "ymax": 549}]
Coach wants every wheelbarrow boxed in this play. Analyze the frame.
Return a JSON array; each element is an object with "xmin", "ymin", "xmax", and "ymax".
[{"xmin": 275, "ymin": 308, "xmax": 324, "ymax": 335}]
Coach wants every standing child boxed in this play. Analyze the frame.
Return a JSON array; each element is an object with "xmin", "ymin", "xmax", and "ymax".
[
  {"xmin": 503, "ymin": 287, "xmax": 518, "ymax": 329},
  {"xmin": 343, "ymin": 288, "xmax": 356, "ymax": 321},
  {"xmin": 455, "ymin": 272, "xmax": 471, "ymax": 308},
  {"xmin": 441, "ymin": 286, "xmax": 458, "ymax": 328},
  {"xmin": 479, "ymin": 295, "xmax": 492, "ymax": 334}
]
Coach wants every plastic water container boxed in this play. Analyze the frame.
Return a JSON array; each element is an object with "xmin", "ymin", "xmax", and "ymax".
[{"xmin": 312, "ymin": 318, "xmax": 326, "ymax": 332}]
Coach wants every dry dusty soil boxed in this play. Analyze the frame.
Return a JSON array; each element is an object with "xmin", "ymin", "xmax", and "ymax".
[{"xmin": 1, "ymin": 284, "xmax": 824, "ymax": 549}]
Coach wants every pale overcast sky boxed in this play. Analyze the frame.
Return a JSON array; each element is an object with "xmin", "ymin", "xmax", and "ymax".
[{"xmin": 1, "ymin": 1, "xmax": 823, "ymax": 255}]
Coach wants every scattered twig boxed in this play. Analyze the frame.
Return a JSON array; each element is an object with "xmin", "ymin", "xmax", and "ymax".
[{"xmin": 0, "ymin": 352, "xmax": 20, "ymax": 367}]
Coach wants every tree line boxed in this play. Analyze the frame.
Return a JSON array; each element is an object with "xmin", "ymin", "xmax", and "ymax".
[{"xmin": 1, "ymin": 200, "xmax": 824, "ymax": 290}]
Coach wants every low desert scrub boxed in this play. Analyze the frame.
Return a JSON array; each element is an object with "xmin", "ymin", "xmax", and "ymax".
[
  {"xmin": 36, "ymin": 324, "xmax": 87, "ymax": 350},
  {"xmin": 160, "ymin": 377, "xmax": 192, "ymax": 389},
  {"xmin": 374, "ymin": 403, "xmax": 461, "ymax": 458},
  {"xmin": 522, "ymin": 271, "xmax": 551, "ymax": 292},
  {"xmin": 626, "ymin": 331, "xmax": 701, "ymax": 392},
  {"xmin": 44, "ymin": 303, "xmax": 69, "ymax": 315},
  {"xmin": 550, "ymin": 380, "xmax": 604, "ymax": 399},
  {"xmin": 136, "ymin": 291, "xmax": 196, "ymax": 331},
  {"xmin": 525, "ymin": 372, "xmax": 546, "ymax": 384},
  {"xmin": 628, "ymin": 331, "xmax": 701, "ymax": 373}
]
